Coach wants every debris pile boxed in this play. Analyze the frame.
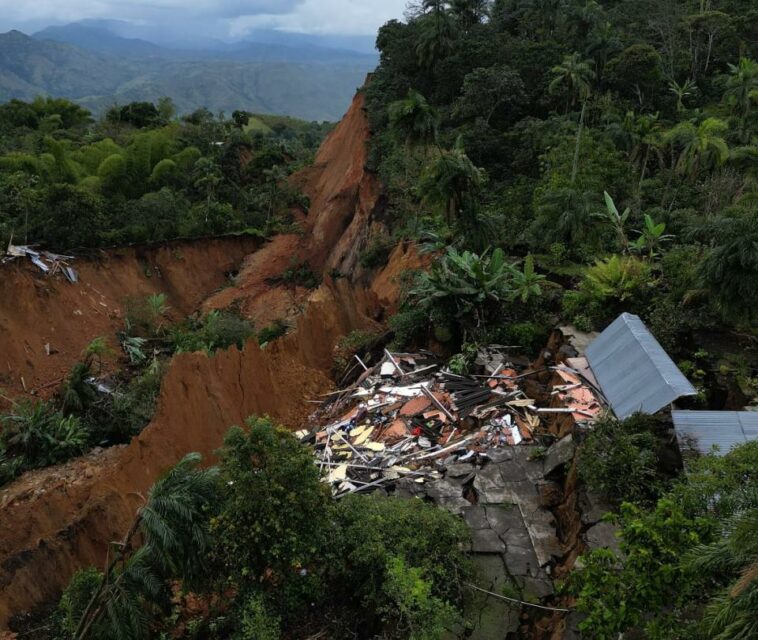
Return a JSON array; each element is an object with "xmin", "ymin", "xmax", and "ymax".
[
  {"xmin": 3, "ymin": 242, "xmax": 78, "ymax": 282},
  {"xmin": 549, "ymin": 364, "xmax": 603, "ymax": 422},
  {"xmin": 305, "ymin": 349, "xmax": 550, "ymax": 498}
]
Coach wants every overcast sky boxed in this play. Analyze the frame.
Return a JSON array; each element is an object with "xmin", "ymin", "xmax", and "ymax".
[{"xmin": 0, "ymin": 0, "xmax": 410, "ymax": 38}]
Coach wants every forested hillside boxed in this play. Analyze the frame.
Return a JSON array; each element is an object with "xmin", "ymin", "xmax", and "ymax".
[
  {"xmin": 1, "ymin": 1, "xmax": 758, "ymax": 639},
  {"xmin": 0, "ymin": 97, "xmax": 331, "ymax": 250},
  {"xmin": 362, "ymin": 2, "xmax": 758, "ymax": 638},
  {"xmin": 0, "ymin": 30, "xmax": 373, "ymax": 121},
  {"xmin": 367, "ymin": 0, "xmax": 757, "ymax": 348}
]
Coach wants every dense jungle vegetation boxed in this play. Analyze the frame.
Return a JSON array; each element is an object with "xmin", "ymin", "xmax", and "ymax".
[
  {"xmin": 366, "ymin": 0, "xmax": 758, "ymax": 354},
  {"xmin": 2, "ymin": 1, "xmax": 758, "ymax": 638},
  {"xmin": 45, "ymin": 418, "xmax": 471, "ymax": 640},
  {"xmin": 0, "ymin": 97, "xmax": 330, "ymax": 249},
  {"xmin": 360, "ymin": 2, "xmax": 758, "ymax": 637}
]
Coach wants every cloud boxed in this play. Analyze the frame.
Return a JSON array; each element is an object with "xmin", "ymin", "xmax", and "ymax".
[
  {"xmin": 0, "ymin": 0, "xmax": 299, "ymax": 20},
  {"xmin": 0, "ymin": 0, "xmax": 407, "ymax": 36},
  {"xmin": 229, "ymin": 0, "xmax": 409, "ymax": 36}
]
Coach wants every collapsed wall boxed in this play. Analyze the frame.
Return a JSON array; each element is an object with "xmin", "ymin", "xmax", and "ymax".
[{"xmin": 0, "ymin": 88, "xmax": 399, "ymax": 625}]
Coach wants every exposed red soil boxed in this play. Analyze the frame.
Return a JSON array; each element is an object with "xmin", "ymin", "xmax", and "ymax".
[
  {"xmin": 204, "ymin": 90, "xmax": 382, "ymax": 325},
  {"xmin": 0, "ymin": 87, "xmax": 403, "ymax": 626},
  {"xmin": 0, "ymin": 236, "xmax": 260, "ymax": 406},
  {"xmin": 370, "ymin": 241, "xmax": 429, "ymax": 313}
]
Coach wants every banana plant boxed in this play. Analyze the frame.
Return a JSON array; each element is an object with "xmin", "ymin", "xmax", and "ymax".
[
  {"xmin": 508, "ymin": 255, "xmax": 548, "ymax": 304},
  {"xmin": 411, "ymin": 246, "xmax": 514, "ymax": 322},
  {"xmin": 632, "ymin": 214, "xmax": 674, "ymax": 258},
  {"xmin": 597, "ymin": 191, "xmax": 630, "ymax": 253}
]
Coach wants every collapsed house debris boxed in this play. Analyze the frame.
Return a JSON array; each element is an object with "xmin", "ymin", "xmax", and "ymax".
[
  {"xmin": 305, "ymin": 349, "xmax": 548, "ymax": 500},
  {"xmin": 2, "ymin": 242, "xmax": 79, "ymax": 283},
  {"xmin": 303, "ymin": 347, "xmax": 578, "ymax": 630},
  {"xmin": 298, "ymin": 312, "xmax": 748, "ymax": 631}
]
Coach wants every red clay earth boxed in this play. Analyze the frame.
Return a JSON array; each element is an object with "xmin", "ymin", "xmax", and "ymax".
[{"xmin": 0, "ymin": 88, "xmax": 420, "ymax": 626}]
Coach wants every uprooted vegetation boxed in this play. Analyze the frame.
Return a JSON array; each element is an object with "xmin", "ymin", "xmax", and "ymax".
[
  {"xmin": 0, "ymin": 290, "xmax": 285, "ymax": 487},
  {"xmin": 0, "ymin": 338, "xmax": 165, "ymax": 486}
]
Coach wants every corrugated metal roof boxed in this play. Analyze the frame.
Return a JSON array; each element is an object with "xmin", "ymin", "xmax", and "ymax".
[
  {"xmin": 672, "ymin": 410, "xmax": 758, "ymax": 456},
  {"xmin": 586, "ymin": 313, "xmax": 696, "ymax": 419}
]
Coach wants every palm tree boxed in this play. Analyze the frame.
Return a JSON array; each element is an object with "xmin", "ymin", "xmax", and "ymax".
[
  {"xmin": 687, "ymin": 509, "xmax": 758, "ymax": 640},
  {"xmin": 665, "ymin": 117, "xmax": 730, "ymax": 177},
  {"xmin": 585, "ymin": 21, "xmax": 622, "ymax": 76},
  {"xmin": 449, "ymin": 0, "xmax": 489, "ymax": 29},
  {"xmin": 669, "ymin": 77, "xmax": 698, "ymax": 112},
  {"xmin": 537, "ymin": 186, "xmax": 598, "ymax": 244},
  {"xmin": 388, "ymin": 89, "xmax": 439, "ymax": 150},
  {"xmin": 74, "ymin": 453, "xmax": 218, "ymax": 640},
  {"xmin": 723, "ymin": 57, "xmax": 758, "ymax": 142},
  {"xmin": 521, "ymin": 0, "xmax": 562, "ymax": 38},
  {"xmin": 624, "ymin": 112, "xmax": 664, "ymax": 192},
  {"xmin": 550, "ymin": 53, "xmax": 596, "ymax": 184},
  {"xmin": 549, "ymin": 52, "xmax": 596, "ymax": 113},
  {"xmin": 698, "ymin": 212, "xmax": 758, "ymax": 324},
  {"xmin": 192, "ymin": 156, "xmax": 222, "ymax": 222},
  {"xmin": 415, "ymin": 2, "xmax": 458, "ymax": 68},
  {"xmin": 723, "ymin": 57, "xmax": 758, "ymax": 121},
  {"xmin": 418, "ymin": 137, "xmax": 485, "ymax": 227},
  {"xmin": 146, "ymin": 293, "xmax": 170, "ymax": 334}
]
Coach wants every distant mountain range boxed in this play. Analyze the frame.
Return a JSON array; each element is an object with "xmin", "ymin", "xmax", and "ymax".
[{"xmin": 0, "ymin": 22, "xmax": 378, "ymax": 121}]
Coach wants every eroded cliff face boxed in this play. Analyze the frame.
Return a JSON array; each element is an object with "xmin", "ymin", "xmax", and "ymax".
[
  {"xmin": 0, "ymin": 88, "xmax": 403, "ymax": 625},
  {"xmin": 0, "ymin": 236, "xmax": 262, "ymax": 406}
]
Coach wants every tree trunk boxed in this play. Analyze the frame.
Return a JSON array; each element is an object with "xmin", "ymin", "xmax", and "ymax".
[
  {"xmin": 638, "ymin": 145, "xmax": 650, "ymax": 195},
  {"xmin": 570, "ymin": 100, "xmax": 587, "ymax": 185},
  {"xmin": 74, "ymin": 513, "xmax": 143, "ymax": 640}
]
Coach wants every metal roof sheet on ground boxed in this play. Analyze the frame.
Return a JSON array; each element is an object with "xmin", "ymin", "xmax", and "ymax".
[
  {"xmin": 672, "ymin": 410, "xmax": 758, "ymax": 456},
  {"xmin": 586, "ymin": 313, "xmax": 696, "ymax": 419}
]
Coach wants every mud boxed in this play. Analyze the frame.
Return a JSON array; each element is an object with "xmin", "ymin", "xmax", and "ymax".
[
  {"xmin": 0, "ymin": 236, "xmax": 261, "ymax": 405},
  {"xmin": 0, "ymin": 87, "xmax": 400, "ymax": 625}
]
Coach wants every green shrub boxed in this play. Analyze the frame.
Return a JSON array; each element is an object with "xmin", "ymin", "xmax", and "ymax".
[
  {"xmin": 124, "ymin": 293, "xmax": 171, "ymax": 337},
  {"xmin": 330, "ymin": 494, "xmax": 471, "ymax": 637},
  {"xmin": 171, "ymin": 310, "xmax": 254, "ymax": 354},
  {"xmin": 582, "ymin": 255, "xmax": 652, "ymax": 304},
  {"xmin": 332, "ymin": 330, "xmax": 379, "ymax": 373},
  {"xmin": 269, "ymin": 261, "xmax": 320, "ymax": 289},
  {"xmin": 570, "ymin": 443, "xmax": 758, "ymax": 639},
  {"xmin": 563, "ymin": 255, "xmax": 654, "ymax": 328},
  {"xmin": 359, "ymin": 235, "xmax": 395, "ymax": 269},
  {"xmin": 379, "ymin": 556, "xmax": 460, "ymax": 640},
  {"xmin": 0, "ymin": 401, "xmax": 88, "ymax": 485},
  {"xmin": 500, "ymin": 321, "xmax": 550, "ymax": 356},
  {"xmin": 389, "ymin": 307, "xmax": 427, "ymax": 349},
  {"xmin": 235, "ymin": 593, "xmax": 281, "ymax": 640},
  {"xmin": 448, "ymin": 342, "xmax": 478, "ymax": 375},
  {"xmin": 212, "ymin": 417, "xmax": 332, "ymax": 592},
  {"xmin": 101, "ymin": 359, "xmax": 165, "ymax": 444},
  {"xmin": 60, "ymin": 361, "xmax": 98, "ymax": 416},
  {"xmin": 257, "ymin": 320, "xmax": 288, "ymax": 345},
  {"xmin": 55, "ymin": 568, "xmax": 103, "ymax": 637},
  {"xmin": 577, "ymin": 413, "xmax": 669, "ymax": 507}
]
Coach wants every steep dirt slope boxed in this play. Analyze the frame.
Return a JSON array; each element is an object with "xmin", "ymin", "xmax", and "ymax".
[
  {"xmin": 204, "ymin": 89, "xmax": 383, "ymax": 326},
  {"xmin": 0, "ymin": 88, "xmax": 405, "ymax": 626},
  {"xmin": 0, "ymin": 279, "xmax": 381, "ymax": 623},
  {"xmin": 0, "ymin": 236, "xmax": 260, "ymax": 405}
]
